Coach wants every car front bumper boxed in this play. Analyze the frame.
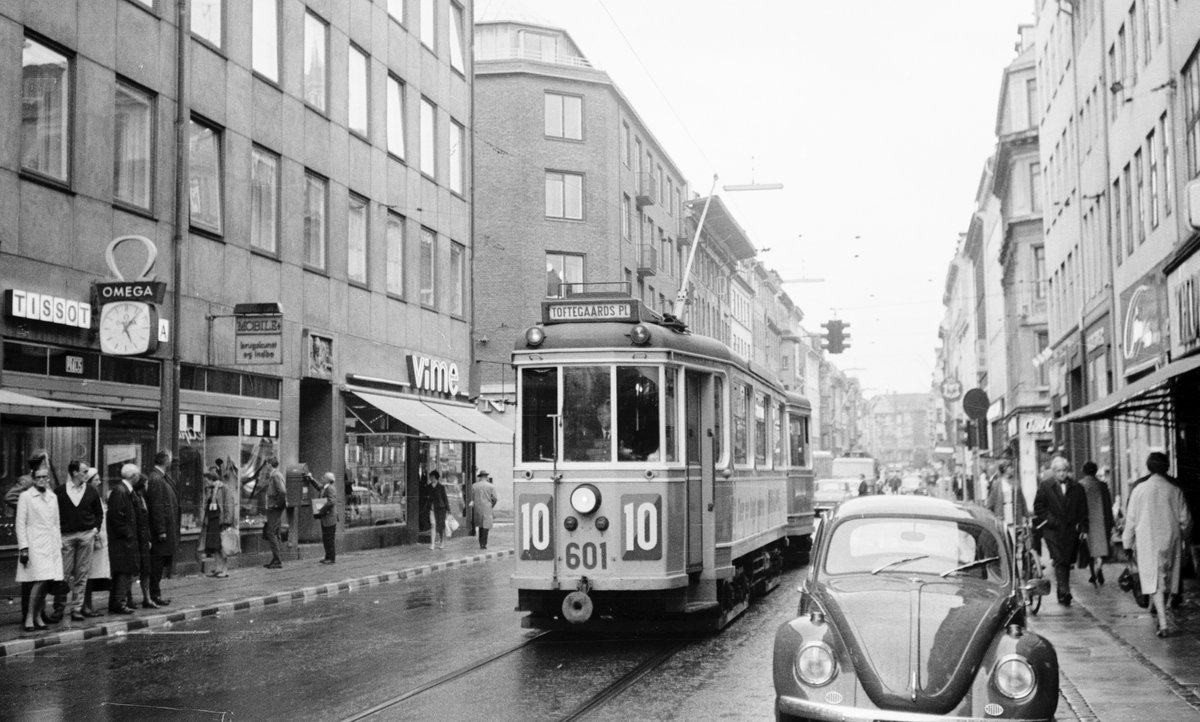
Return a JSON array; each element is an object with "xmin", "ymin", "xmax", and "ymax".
[{"xmin": 777, "ymin": 695, "xmax": 1049, "ymax": 722}]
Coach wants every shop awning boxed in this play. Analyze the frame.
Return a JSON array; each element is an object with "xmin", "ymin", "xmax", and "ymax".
[
  {"xmin": 347, "ymin": 390, "xmax": 511, "ymax": 444},
  {"xmin": 1057, "ymin": 353, "xmax": 1200, "ymax": 427},
  {"xmin": 0, "ymin": 388, "xmax": 112, "ymax": 420}
]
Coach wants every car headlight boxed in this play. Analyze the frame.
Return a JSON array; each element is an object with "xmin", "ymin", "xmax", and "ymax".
[
  {"xmin": 993, "ymin": 656, "xmax": 1036, "ymax": 699},
  {"xmin": 570, "ymin": 484, "xmax": 601, "ymax": 515},
  {"xmin": 794, "ymin": 643, "xmax": 837, "ymax": 686}
]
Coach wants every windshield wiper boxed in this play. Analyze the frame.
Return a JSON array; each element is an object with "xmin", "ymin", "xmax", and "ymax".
[
  {"xmin": 940, "ymin": 557, "xmax": 1000, "ymax": 578},
  {"xmin": 871, "ymin": 554, "xmax": 930, "ymax": 574}
]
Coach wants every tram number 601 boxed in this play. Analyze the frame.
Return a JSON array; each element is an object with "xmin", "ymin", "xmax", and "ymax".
[
  {"xmin": 565, "ymin": 542, "xmax": 608, "ymax": 570},
  {"xmin": 621, "ymin": 494, "xmax": 662, "ymax": 560}
]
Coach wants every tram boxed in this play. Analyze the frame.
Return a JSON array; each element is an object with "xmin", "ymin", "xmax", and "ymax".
[{"xmin": 511, "ymin": 284, "xmax": 815, "ymax": 630}]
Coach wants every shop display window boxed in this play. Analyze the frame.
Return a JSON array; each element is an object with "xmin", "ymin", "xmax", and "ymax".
[
  {"xmin": 417, "ymin": 439, "xmax": 467, "ymax": 532},
  {"xmin": 176, "ymin": 414, "xmax": 279, "ymax": 532},
  {"xmin": 1, "ymin": 415, "xmax": 95, "ymax": 546},
  {"xmin": 345, "ymin": 434, "xmax": 407, "ymax": 528}
]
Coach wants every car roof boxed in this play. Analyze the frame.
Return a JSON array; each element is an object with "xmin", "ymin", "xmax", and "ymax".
[{"xmin": 829, "ymin": 494, "xmax": 998, "ymax": 528}]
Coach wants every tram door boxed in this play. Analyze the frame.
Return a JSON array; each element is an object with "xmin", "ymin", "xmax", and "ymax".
[{"xmin": 684, "ymin": 371, "xmax": 709, "ymax": 571}]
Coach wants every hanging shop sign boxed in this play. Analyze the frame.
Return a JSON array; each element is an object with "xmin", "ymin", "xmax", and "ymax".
[
  {"xmin": 940, "ymin": 378, "xmax": 962, "ymax": 401},
  {"xmin": 234, "ymin": 314, "xmax": 283, "ymax": 365},
  {"xmin": 5, "ymin": 288, "xmax": 92, "ymax": 329},
  {"xmin": 1021, "ymin": 415, "xmax": 1053, "ymax": 434},
  {"xmin": 95, "ymin": 235, "xmax": 163, "ymax": 356},
  {"xmin": 1121, "ymin": 276, "xmax": 1168, "ymax": 376},
  {"xmin": 1167, "ymin": 250, "xmax": 1200, "ymax": 357},
  {"xmin": 408, "ymin": 353, "xmax": 460, "ymax": 396}
]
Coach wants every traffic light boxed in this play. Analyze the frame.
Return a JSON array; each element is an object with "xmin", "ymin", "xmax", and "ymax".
[
  {"xmin": 957, "ymin": 419, "xmax": 970, "ymax": 447},
  {"xmin": 821, "ymin": 319, "xmax": 847, "ymax": 354}
]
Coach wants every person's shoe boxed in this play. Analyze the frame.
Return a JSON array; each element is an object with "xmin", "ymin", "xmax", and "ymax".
[
  {"xmin": 83, "ymin": 607, "xmax": 104, "ymax": 618},
  {"xmin": 70, "ymin": 611, "xmax": 86, "ymax": 622},
  {"xmin": 212, "ymin": 572, "xmax": 230, "ymax": 578},
  {"xmin": 1058, "ymin": 593, "xmax": 1072, "ymax": 606},
  {"xmin": 264, "ymin": 561, "xmax": 282, "ymax": 569},
  {"xmin": 141, "ymin": 600, "xmax": 159, "ymax": 609},
  {"xmin": 152, "ymin": 598, "xmax": 171, "ymax": 606},
  {"xmin": 40, "ymin": 611, "xmax": 59, "ymax": 625},
  {"xmin": 109, "ymin": 606, "xmax": 135, "ymax": 615},
  {"xmin": 319, "ymin": 559, "xmax": 334, "ymax": 564},
  {"xmin": 1096, "ymin": 568, "xmax": 1105, "ymax": 585}
]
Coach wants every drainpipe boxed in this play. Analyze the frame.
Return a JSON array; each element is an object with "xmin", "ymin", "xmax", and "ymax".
[{"xmin": 167, "ymin": 1, "xmax": 190, "ymax": 456}]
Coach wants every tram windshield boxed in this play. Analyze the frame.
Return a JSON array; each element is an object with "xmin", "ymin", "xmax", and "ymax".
[{"xmin": 522, "ymin": 365, "xmax": 661, "ymax": 463}]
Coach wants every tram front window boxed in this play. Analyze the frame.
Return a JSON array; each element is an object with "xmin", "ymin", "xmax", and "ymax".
[
  {"xmin": 563, "ymin": 366, "xmax": 611, "ymax": 461},
  {"xmin": 521, "ymin": 367, "xmax": 558, "ymax": 462},
  {"xmin": 616, "ymin": 366, "xmax": 659, "ymax": 461}
]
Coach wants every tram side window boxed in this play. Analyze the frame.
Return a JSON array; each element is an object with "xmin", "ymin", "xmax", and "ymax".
[
  {"xmin": 521, "ymin": 367, "xmax": 558, "ymax": 462},
  {"xmin": 616, "ymin": 366, "xmax": 659, "ymax": 461},
  {"xmin": 563, "ymin": 366, "xmax": 612, "ymax": 462},
  {"xmin": 754, "ymin": 393, "xmax": 768, "ymax": 466},
  {"xmin": 788, "ymin": 412, "xmax": 809, "ymax": 468},
  {"xmin": 774, "ymin": 401, "xmax": 785, "ymax": 468},
  {"xmin": 663, "ymin": 367, "xmax": 678, "ymax": 462},
  {"xmin": 732, "ymin": 381, "xmax": 748, "ymax": 464},
  {"xmin": 713, "ymin": 376, "xmax": 724, "ymax": 464}
]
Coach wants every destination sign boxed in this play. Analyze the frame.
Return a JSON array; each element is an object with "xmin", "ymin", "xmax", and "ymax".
[{"xmin": 544, "ymin": 301, "xmax": 637, "ymax": 324}]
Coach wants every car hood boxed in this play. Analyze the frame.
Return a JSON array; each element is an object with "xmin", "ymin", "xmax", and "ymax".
[{"xmin": 814, "ymin": 574, "xmax": 1013, "ymax": 714}]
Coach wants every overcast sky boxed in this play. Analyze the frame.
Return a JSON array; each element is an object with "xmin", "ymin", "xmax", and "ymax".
[{"xmin": 475, "ymin": 0, "xmax": 1036, "ymax": 396}]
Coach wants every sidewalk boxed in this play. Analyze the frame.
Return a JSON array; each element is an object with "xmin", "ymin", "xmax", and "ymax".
[
  {"xmin": 0, "ymin": 525, "xmax": 514, "ymax": 659},
  {"xmin": 1033, "ymin": 568, "xmax": 1200, "ymax": 721}
]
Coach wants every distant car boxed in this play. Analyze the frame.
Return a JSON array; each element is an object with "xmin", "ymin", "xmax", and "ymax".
[
  {"xmin": 774, "ymin": 495, "xmax": 1058, "ymax": 721},
  {"xmin": 812, "ymin": 477, "xmax": 859, "ymax": 515},
  {"xmin": 900, "ymin": 475, "xmax": 924, "ymax": 494},
  {"xmin": 347, "ymin": 485, "xmax": 405, "ymax": 526}
]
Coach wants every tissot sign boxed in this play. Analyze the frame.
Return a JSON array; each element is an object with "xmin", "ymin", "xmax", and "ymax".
[{"xmin": 408, "ymin": 354, "xmax": 460, "ymax": 396}]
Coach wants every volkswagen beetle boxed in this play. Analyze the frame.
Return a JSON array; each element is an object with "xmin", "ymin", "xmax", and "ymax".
[{"xmin": 774, "ymin": 495, "xmax": 1057, "ymax": 721}]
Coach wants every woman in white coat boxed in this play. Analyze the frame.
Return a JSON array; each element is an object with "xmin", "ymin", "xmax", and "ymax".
[
  {"xmin": 15, "ymin": 468, "xmax": 64, "ymax": 631},
  {"xmin": 1123, "ymin": 452, "xmax": 1193, "ymax": 637}
]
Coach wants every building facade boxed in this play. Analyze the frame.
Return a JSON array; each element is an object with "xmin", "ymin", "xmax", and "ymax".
[{"xmin": 1, "ymin": 0, "xmax": 492, "ymax": 587}]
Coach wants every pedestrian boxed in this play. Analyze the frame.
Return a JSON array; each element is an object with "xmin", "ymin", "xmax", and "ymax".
[
  {"xmin": 472, "ymin": 470, "xmax": 498, "ymax": 550},
  {"xmin": 131, "ymin": 473, "xmax": 157, "ymax": 609},
  {"xmin": 1033, "ymin": 455, "xmax": 1088, "ymax": 606},
  {"xmin": 260, "ymin": 457, "xmax": 287, "ymax": 568},
  {"xmin": 308, "ymin": 471, "xmax": 338, "ymax": 564},
  {"xmin": 145, "ymin": 449, "xmax": 179, "ymax": 606},
  {"xmin": 1077, "ymin": 460, "xmax": 1114, "ymax": 587},
  {"xmin": 1122, "ymin": 452, "xmax": 1193, "ymax": 637},
  {"xmin": 14, "ymin": 463, "xmax": 63, "ymax": 631},
  {"xmin": 9, "ymin": 451, "xmax": 52, "ymax": 623},
  {"xmin": 105, "ymin": 464, "xmax": 139, "ymax": 615},
  {"xmin": 55, "ymin": 460, "xmax": 104, "ymax": 621},
  {"xmin": 857, "ymin": 474, "xmax": 868, "ymax": 497},
  {"xmin": 985, "ymin": 460, "xmax": 1027, "ymax": 531},
  {"xmin": 427, "ymin": 470, "xmax": 450, "ymax": 550},
  {"xmin": 197, "ymin": 470, "xmax": 235, "ymax": 578},
  {"xmin": 83, "ymin": 467, "xmax": 109, "ymax": 617}
]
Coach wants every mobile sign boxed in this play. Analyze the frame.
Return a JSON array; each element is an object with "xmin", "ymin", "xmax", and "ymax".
[{"xmin": 235, "ymin": 314, "xmax": 283, "ymax": 364}]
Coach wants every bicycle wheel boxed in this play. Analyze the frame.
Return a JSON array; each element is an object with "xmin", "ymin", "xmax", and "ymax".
[{"xmin": 1024, "ymin": 549, "xmax": 1044, "ymax": 615}]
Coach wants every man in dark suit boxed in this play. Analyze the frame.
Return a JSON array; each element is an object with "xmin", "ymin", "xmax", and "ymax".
[
  {"xmin": 106, "ymin": 464, "xmax": 140, "ymax": 615},
  {"xmin": 145, "ymin": 449, "xmax": 180, "ymax": 606},
  {"xmin": 1033, "ymin": 455, "xmax": 1088, "ymax": 606}
]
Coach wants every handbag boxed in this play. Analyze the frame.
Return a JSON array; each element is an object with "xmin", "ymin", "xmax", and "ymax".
[
  {"xmin": 220, "ymin": 527, "xmax": 241, "ymax": 557},
  {"xmin": 1119, "ymin": 564, "xmax": 1149, "ymax": 608},
  {"xmin": 447, "ymin": 515, "xmax": 460, "ymax": 535},
  {"xmin": 312, "ymin": 497, "xmax": 329, "ymax": 518}
]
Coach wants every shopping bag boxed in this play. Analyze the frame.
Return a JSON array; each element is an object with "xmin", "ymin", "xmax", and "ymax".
[
  {"xmin": 447, "ymin": 515, "xmax": 460, "ymax": 535},
  {"xmin": 220, "ymin": 527, "xmax": 241, "ymax": 557},
  {"xmin": 312, "ymin": 497, "xmax": 329, "ymax": 518}
]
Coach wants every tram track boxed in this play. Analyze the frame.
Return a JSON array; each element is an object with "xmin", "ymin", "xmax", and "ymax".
[{"xmin": 558, "ymin": 640, "xmax": 689, "ymax": 721}]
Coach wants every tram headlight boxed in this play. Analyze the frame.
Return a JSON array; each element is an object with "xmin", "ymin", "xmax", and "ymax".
[
  {"xmin": 993, "ymin": 657, "xmax": 1036, "ymax": 699},
  {"xmin": 594, "ymin": 516, "xmax": 609, "ymax": 531},
  {"xmin": 524, "ymin": 326, "xmax": 546, "ymax": 347},
  {"xmin": 570, "ymin": 484, "xmax": 601, "ymax": 515},
  {"xmin": 629, "ymin": 324, "xmax": 651, "ymax": 345},
  {"xmin": 794, "ymin": 643, "xmax": 837, "ymax": 687},
  {"xmin": 563, "ymin": 516, "xmax": 578, "ymax": 532}
]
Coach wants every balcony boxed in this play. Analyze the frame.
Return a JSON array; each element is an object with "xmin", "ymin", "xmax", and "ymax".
[
  {"xmin": 636, "ymin": 172, "xmax": 658, "ymax": 208},
  {"xmin": 637, "ymin": 244, "xmax": 657, "ymax": 278}
]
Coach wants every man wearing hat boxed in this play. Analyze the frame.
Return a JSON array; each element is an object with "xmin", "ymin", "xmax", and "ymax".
[{"xmin": 472, "ymin": 470, "xmax": 498, "ymax": 550}]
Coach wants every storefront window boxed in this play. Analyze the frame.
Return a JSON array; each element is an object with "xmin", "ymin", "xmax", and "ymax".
[
  {"xmin": 1, "ymin": 415, "xmax": 94, "ymax": 546},
  {"xmin": 175, "ymin": 414, "xmax": 278, "ymax": 531},
  {"xmin": 345, "ymin": 433, "xmax": 407, "ymax": 528}
]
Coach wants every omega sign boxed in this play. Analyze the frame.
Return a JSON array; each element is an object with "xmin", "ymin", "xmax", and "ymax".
[{"xmin": 407, "ymin": 354, "xmax": 460, "ymax": 396}]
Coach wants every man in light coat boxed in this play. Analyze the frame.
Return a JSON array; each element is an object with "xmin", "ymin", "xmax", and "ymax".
[
  {"xmin": 1123, "ymin": 452, "xmax": 1192, "ymax": 637},
  {"xmin": 472, "ymin": 470, "xmax": 498, "ymax": 550}
]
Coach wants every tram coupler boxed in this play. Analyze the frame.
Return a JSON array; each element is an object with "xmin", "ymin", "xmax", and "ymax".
[{"xmin": 562, "ymin": 577, "xmax": 594, "ymax": 624}]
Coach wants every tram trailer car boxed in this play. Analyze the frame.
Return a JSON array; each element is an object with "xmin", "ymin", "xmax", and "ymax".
[{"xmin": 511, "ymin": 289, "xmax": 815, "ymax": 630}]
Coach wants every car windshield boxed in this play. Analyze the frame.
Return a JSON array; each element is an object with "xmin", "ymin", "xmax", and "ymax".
[
  {"xmin": 824, "ymin": 517, "xmax": 1007, "ymax": 583},
  {"xmin": 816, "ymin": 480, "xmax": 853, "ymax": 493}
]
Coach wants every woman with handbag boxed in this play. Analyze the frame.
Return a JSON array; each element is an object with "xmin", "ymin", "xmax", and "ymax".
[
  {"xmin": 427, "ymin": 470, "xmax": 450, "ymax": 550},
  {"xmin": 198, "ymin": 470, "xmax": 237, "ymax": 578},
  {"xmin": 1122, "ymin": 452, "xmax": 1193, "ymax": 637}
]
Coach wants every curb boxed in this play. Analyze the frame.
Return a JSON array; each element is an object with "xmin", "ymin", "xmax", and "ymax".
[{"xmin": 0, "ymin": 548, "xmax": 513, "ymax": 659}]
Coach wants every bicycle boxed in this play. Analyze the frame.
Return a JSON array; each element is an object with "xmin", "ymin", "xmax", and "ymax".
[{"xmin": 1014, "ymin": 518, "xmax": 1049, "ymax": 615}]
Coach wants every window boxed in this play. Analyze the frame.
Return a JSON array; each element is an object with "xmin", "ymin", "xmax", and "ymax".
[
  {"xmin": 666, "ymin": 177, "xmax": 674, "ymax": 215},
  {"xmin": 614, "ymin": 366, "xmax": 660, "ymax": 462},
  {"xmin": 1026, "ymin": 78, "xmax": 1038, "ymax": 128},
  {"xmin": 388, "ymin": 0, "xmax": 404, "ymax": 24},
  {"xmin": 449, "ymin": 242, "xmax": 464, "ymax": 315},
  {"xmin": 449, "ymin": 2, "xmax": 465, "ymax": 73},
  {"xmin": 303, "ymin": 11, "xmax": 327, "ymax": 112},
  {"xmin": 520, "ymin": 29, "xmax": 558, "ymax": 60},
  {"xmin": 545, "ymin": 171, "xmax": 583, "ymax": 219},
  {"xmin": 420, "ymin": 97, "xmax": 436, "ymax": 177},
  {"xmin": 621, "ymin": 194, "xmax": 631, "ymax": 239},
  {"xmin": 420, "ymin": 0, "xmax": 435, "ymax": 51},
  {"xmin": 1030, "ymin": 162, "xmax": 1042, "ymax": 213},
  {"xmin": 304, "ymin": 173, "xmax": 327, "ymax": 270},
  {"xmin": 348, "ymin": 194, "xmax": 368, "ymax": 284},
  {"xmin": 188, "ymin": 118, "xmax": 222, "ymax": 233},
  {"xmin": 544, "ymin": 92, "xmax": 582, "ymax": 140},
  {"xmin": 250, "ymin": 147, "xmax": 278, "ymax": 253},
  {"xmin": 1135, "ymin": 149, "xmax": 1145, "ymax": 245},
  {"xmin": 1142, "ymin": 0, "xmax": 1152, "ymax": 62},
  {"xmin": 1035, "ymin": 331, "xmax": 1050, "ymax": 386},
  {"xmin": 419, "ymin": 228, "xmax": 436, "ymax": 306},
  {"xmin": 621, "ymin": 122, "xmax": 630, "ymax": 167},
  {"xmin": 1123, "ymin": 164, "xmax": 1134, "ymax": 256},
  {"xmin": 387, "ymin": 75, "xmax": 406, "ymax": 159},
  {"xmin": 252, "ymin": 0, "xmax": 278, "ymax": 81},
  {"xmin": 449, "ymin": 119, "xmax": 464, "ymax": 194},
  {"xmin": 1161, "ymin": 113, "xmax": 1172, "ymax": 215},
  {"xmin": 733, "ymin": 382, "xmax": 749, "ymax": 464},
  {"xmin": 386, "ymin": 213, "xmax": 404, "ymax": 296},
  {"xmin": 1033, "ymin": 245, "xmax": 1046, "ymax": 299},
  {"xmin": 545, "ymin": 252, "xmax": 583, "ymax": 297},
  {"xmin": 1113, "ymin": 177, "xmax": 1123, "ymax": 265},
  {"xmin": 348, "ymin": 45, "xmax": 368, "ymax": 137},
  {"xmin": 192, "ymin": 0, "xmax": 222, "ymax": 47},
  {"xmin": 1148, "ymin": 130, "xmax": 1160, "ymax": 229},
  {"xmin": 20, "ymin": 38, "xmax": 70, "ymax": 183},
  {"xmin": 113, "ymin": 82, "xmax": 153, "ymax": 209}
]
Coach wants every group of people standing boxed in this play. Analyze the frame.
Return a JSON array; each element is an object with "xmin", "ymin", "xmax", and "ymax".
[
  {"xmin": 985, "ymin": 452, "xmax": 1193, "ymax": 637},
  {"xmin": 8, "ymin": 449, "xmax": 180, "ymax": 632}
]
